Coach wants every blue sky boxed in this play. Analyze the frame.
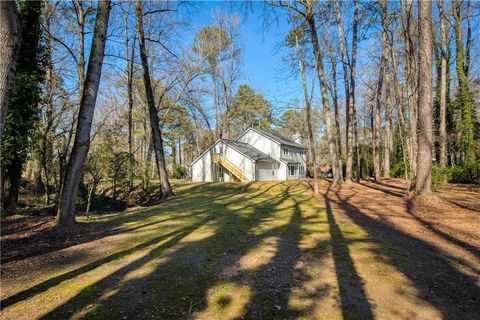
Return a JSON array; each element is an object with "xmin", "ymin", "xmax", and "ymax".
[{"xmin": 178, "ymin": 1, "xmax": 308, "ymax": 117}]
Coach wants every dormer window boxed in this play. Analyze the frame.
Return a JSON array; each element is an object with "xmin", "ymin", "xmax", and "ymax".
[{"xmin": 282, "ymin": 147, "xmax": 289, "ymax": 156}]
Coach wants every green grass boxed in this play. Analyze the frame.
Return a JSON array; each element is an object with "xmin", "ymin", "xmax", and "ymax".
[{"xmin": 1, "ymin": 180, "xmax": 425, "ymax": 320}]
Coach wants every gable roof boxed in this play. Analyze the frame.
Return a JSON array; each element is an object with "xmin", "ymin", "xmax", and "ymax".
[
  {"xmin": 239, "ymin": 127, "xmax": 305, "ymax": 149},
  {"xmin": 221, "ymin": 139, "xmax": 274, "ymax": 161},
  {"xmin": 190, "ymin": 138, "xmax": 276, "ymax": 167}
]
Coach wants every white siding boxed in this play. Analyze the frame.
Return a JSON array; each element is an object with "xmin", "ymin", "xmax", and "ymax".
[
  {"xmin": 256, "ymin": 160, "xmax": 280, "ymax": 181},
  {"xmin": 281, "ymin": 146, "xmax": 306, "ymax": 165},
  {"xmin": 237, "ymin": 130, "xmax": 280, "ymax": 160},
  {"xmin": 224, "ymin": 146, "xmax": 255, "ymax": 181},
  {"xmin": 278, "ymin": 162, "xmax": 287, "ymax": 180},
  {"xmin": 191, "ymin": 151, "xmax": 212, "ymax": 182}
]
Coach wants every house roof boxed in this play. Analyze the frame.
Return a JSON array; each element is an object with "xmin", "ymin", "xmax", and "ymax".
[
  {"xmin": 241, "ymin": 127, "xmax": 305, "ymax": 149},
  {"xmin": 221, "ymin": 139, "xmax": 275, "ymax": 161},
  {"xmin": 190, "ymin": 137, "xmax": 277, "ymax": 167}
]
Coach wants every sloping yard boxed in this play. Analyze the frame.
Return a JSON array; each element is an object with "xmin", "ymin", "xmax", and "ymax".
[{"xmin": 1, "ymin": 180, "xmax": 479, "ymax": 319}]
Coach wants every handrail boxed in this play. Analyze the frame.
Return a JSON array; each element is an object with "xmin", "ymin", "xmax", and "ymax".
[{"xmin": 212, "ymin": 153, "xmax": 248, "ymax": 182}]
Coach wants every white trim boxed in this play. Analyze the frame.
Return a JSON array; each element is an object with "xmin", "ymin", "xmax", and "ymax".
[
  {"xmin": 236, "ymin": 127, "xmax": 307, "ymax": 150},
  {"xmin": 190, "ymin": 138, "xmax": 261, "ymax": 169}
]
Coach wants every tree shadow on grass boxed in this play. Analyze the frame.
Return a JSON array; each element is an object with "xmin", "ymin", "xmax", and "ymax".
[
  {"xmin": 323, "ymin": 185, "xmax": 374, "ymax": 320},
  {"xmin": 325, "ymin": 185, "xmax": 480, "ymax": 320},
  {"xmin": 1, "ymin": 184, "xmax": 251, "ymax": 264},
  {"xmin": 28, "ymin": 182, "xmax": 328, "ymax": 319}
]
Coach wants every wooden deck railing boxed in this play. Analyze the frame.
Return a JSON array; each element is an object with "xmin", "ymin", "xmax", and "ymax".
[{"xmin": 212, "ymin": 153, "xmax": 248, "ymax": 182}]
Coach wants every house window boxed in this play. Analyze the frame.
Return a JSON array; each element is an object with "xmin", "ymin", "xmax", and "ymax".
[
  {"xmin": 299, "ymin": 166, "xmax": 305, "ymax": 176},
  {"xmin": 218, "ymin": 145, "xmax": 223, "ymax": 153},
  {"xmin": 283, "ymin": 147, "xmax": 289, "ymax": 156},
  {"xmin": 288, "ymin": 165, "xmax": 297, "ymax": 176}
]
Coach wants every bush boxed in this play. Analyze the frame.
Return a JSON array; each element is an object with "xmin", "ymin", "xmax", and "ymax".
[
  {"xmin": 172, "ymin": 165, "xmax": 187, "ymax": 179},
  {"xmin": 445, "ymin": 160, "xmax": 480, "ymax": 184},
  {"xmin": 390, "ymin": 162, "xmax": 405, "ymax": 178},
  {"xmin": 431, "ymin": 163, "xmax": 445, "ymax": 191},
  {"xmin": 447, "ymin": 165, "xmax": 470, "ymax": 183}
]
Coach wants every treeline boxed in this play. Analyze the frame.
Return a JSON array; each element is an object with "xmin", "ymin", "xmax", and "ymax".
[
  {"xmin": 273, "ymin": 0, "xmax": 479, "ymax": 193},
  {"xmin": 0, "ymin": 1, "xmax": 479, "ymax": 227}
]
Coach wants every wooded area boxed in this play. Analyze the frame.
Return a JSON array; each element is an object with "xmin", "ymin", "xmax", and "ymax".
[
  {"xmin": 0, "ymin": 0, "xmax": 478, "ymax": 222},
  {"xmin": 1, "ymin": 1, "xmax": 479, "ymax": 319}
]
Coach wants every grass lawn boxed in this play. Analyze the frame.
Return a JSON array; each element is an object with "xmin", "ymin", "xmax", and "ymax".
[{"xmin": 1, "ymin": 180, "xmax": 479, "ymax": 319}]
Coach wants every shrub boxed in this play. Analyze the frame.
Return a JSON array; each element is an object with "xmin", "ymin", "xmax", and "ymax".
[
  {"xmin": 390, "ymin": 162, "xmax": 405, "ymax": 178},
  {"xmin": 172, "ymin": 165, "xmax": 187, "ymax": 179},
  {"xmin": 431, "ymin": 163, "xmax": 445, "ymax": 191},
  {"xmin": 447, "ymin": 165, "xmax": 470, "ymax": 183},
  {"xmin": 445, "ymin": 160, "xmax": 480, "ymax": 184}
]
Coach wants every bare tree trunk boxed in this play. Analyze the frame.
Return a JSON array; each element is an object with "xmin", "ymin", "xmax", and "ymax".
[
  {"xmin": 334, "ymin": 0, "xmax": 353, "ymax": 183},
  {"xmin": 383, "ymin": 65, "xmax": 392, "ymax": 178},
  {"xmin": 374, "ymin": 0, "xmax": 388, "ymax": 181},
  {"xmin": 41, "ymin": 0, "xmax": 55, "ymax": 204},
  {"xmin": 212, "ymin": 66, "xmax": 220, "ymax": 139},
  {"xmin": 401, "ymin": 0, "xmax": 418, "ymax": 180},
  {"xmin": 0, "ymin": 0, "xmax": 20, "ymax": 214},
  {"xmin": 289, "ymin": 10, "xmax": 318, "ymax": 194},
  {"xmin": 325, "ymin": 39, "xmax": 342, "ymax": 160},
  {"xmin": 389, "ymin": 30, "xmax": 411, "ymax": 185},
  {"xmin": 437, "ymin": 0, "xmax": 447, "ymax": 169},
  {"xmin": 304, "ymin": 3, "xmax": 342, "ymax": 184},
  {"xmin": 349, "ymin": 0, "xmax": 359, "ymax": 182},
  {"xmin": 415, "ymin": 0, "xmax": 433, "ymax": 196},
  {"xmin": 56, "ymin": 0, "xmax": 111, "ymax": 226},
  {"xmin": 464, "ymin": 0, "xmax": 471, "ymax": 77},
  {"xmin": 135, "ymin": 0, "xmax": 173, "ymax": 197},
  {"xmin": 73, "ymin": 0, "xmax": 86, "ymax": 100},
  {"xmin": 124, "ymin": 10, "xmax": 135, "ymax": 191}
]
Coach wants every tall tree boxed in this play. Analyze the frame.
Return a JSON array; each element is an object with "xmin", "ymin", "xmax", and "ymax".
[
  {"xmin": 286, "ymin": 18, "xmax": 319, "ymax": 194},
  {"xmin": 2, "ymin": 0, "xmax": 44, "ymax": 213},
  {"xmin": 437, "ymin": 0, "xmax": 448, "ymax": 169},
  {"xmin": 373, "ymin": 0, "xmax": 388, "ymax": 181},
  {"xmin": 402, "ymin": 0, "xmax": 418, "ymax": 179},
  {"xmin": 415, "ymin": 0, "xmax": 433, "ymax": 196},
  {"xmin": 193, "ymin": 26, "xmax": 232, "ymax": 139},
  {"xmin": 123, "ymin": 4, "xmax": 136, "ymax": 190},
  {"xmin": 452, "ymin": 0, "xmax": 474, "ymax": 163},
  {"xmin": 0, "ymin": 0, "xmax": 20, "ymax": 214},
  {"xmin": 135, "ymin": 0, "xmax": 173, "ymax": 198},
  {"xmin": 56, "ymin": 0, "xmax": 111, "ymax": 226},
  {"xmin": 334, "ymin": 0, "xmax": 357, "ymax": 183},
  {"xmin": 350, "ymin": 0, "xmax": 360, "ymax": 182},
  {"xmin": 292, "ymin": 0, "xmax": 343, "ymax": 184}
]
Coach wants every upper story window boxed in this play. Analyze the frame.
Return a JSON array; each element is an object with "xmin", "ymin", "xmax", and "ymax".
[{"xmin": 282, "ymin": 147, "xmax": 289, "ymax": 156}]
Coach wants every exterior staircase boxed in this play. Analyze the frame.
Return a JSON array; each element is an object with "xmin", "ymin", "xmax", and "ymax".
[{"xmin": 212, "ymin": 153, "xmax": 248, "ymax": 182}]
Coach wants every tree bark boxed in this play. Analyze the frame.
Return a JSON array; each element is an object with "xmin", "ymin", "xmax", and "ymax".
[
  {"xmin": 350, "ymin": 0, "xmax": 359, "ymax": 182},
  {"xmin": 415, "ymin": 0, "xmax": 433, "ymax": 196},
  {"xmin": 374, "ymin": 0, "xmax": 388, "ymax": 181},
  {"xmin": 135, "ymin": 0, "xmax": 173, "ymax": 197},
  {"xmin": 452, "ymin": 0, "xmax": 474, "ymax": 163},
  {"xmin": 0, "ymin": 1, "xmax": 20, "ymax": 214},
  {"xmin": 73, "ymin": 0, "xmax": 86, "ymax": 100},
  {"xmin": 383, "ymin": 63, "xmax": 392, "ymax": 178},
  {"xmin": 334, "ymin": 0, "xmax": 354, "ymax": 183},
  {"xmin": 437, "ymin": 0, "xmax": 447, "ymax": 169},
  {"xmin": 304, "ymin": 2, "xmax": 342, "ymax": 184},
  {"xmin": 401, "ymin": 0, "xmax": 418, "ymax": 180},
  {"xmin": 389, "ymin": 29, "xmax": 411, "ymax": 183},
  {"xmin": 56, "ymin": 0, "xmax": 111, "ymax": 226},
  {"xmin": 289, "ymin": 12, "xmax": 318, "ymax": 194},
  {"xmin": 124, "ymin": 10, "xmax": 136, "ymax": 191}
]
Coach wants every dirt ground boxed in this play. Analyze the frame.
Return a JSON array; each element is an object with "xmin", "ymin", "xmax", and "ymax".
[{"xmin": 1, "ymin": 179, "xmax": 479, "ymax": 319}]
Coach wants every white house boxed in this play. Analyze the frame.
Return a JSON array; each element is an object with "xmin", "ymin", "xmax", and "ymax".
[{"xmin": 191, "ymin": 128, "xmax": 307, "ymax": 182}]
